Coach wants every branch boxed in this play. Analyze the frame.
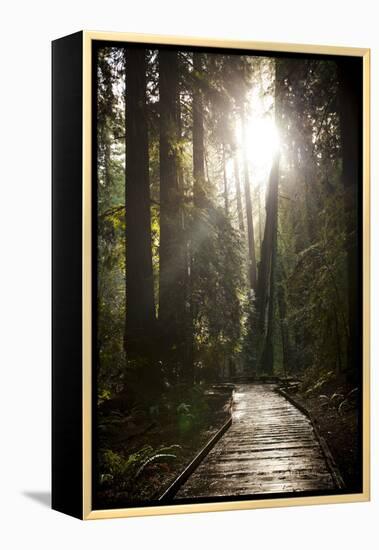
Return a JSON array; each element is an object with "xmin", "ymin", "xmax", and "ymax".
[
  {"xmin": 313, "ymin": 92, "xmax": 337, "ymax": 144},
  {"xmin": 99, "ymin": 198, "xmax": 161, "ymax": 219},
  {"xmin": 99, "ymin": 205, "xmax": 125, "ymax": 219}
]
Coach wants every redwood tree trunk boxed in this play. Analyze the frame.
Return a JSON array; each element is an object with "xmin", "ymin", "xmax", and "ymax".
[
  {"xmin": 258, "ymin": 154, "xmax": 280, "ymax": 374},
  {"xmin": 223, "ymin": 143, "xmax": 229, "ymax": 215},
  {"xmin": 233, "ymin": 153, "xmax": 245, "ymax": 235},
  {"xmin": 193, "ymin": 52, "xmax": 207, "ymax": 208},
  {"xmin": 260, "ymin": 226, "xmax": 277, "ymax": 375},
  {"xmin": 257, "ymin": 155, "xmax": 280, "ymax": 333},
  {"xmin": 125, "ymin": 48, "xmax": 156, "ymax": 355},
  {"xmin": 158, "ymin": 50, "xmax": 186, "ymax": 374},
  {"xmin": 241, "ymin": 104, "xmax": 257, "ymax": 290},
  {"xmin": 277, "ymin": 258, "xmax": 291, "ymax": 375}
]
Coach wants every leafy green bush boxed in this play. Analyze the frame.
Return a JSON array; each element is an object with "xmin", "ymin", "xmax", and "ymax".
[{"xmin": 99, "ymin": 444, "xmax": 181, "ymax": 491}]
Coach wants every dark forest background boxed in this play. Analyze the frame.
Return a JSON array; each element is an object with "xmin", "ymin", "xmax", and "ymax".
[{"xmin": 94, "ymin": 45, "xmax": 362, "ymax": 506}]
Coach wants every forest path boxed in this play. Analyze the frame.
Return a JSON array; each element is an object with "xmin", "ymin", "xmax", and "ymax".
[{"xmin": 174, "ymin": 383, "xmax": 336, "ymax": 498}]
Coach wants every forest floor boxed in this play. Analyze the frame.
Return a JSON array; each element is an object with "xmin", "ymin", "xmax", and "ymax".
[
  {"xmin": 281, "ymin": 376, "xmax": 361, "ymax": 491},
  {"xmin": 96, "ymin": 375, "xmax": 360, "ymax": 508},
  {"xmin": 96, "ymin": 384, "xmax": 234, "ymax": 508}
]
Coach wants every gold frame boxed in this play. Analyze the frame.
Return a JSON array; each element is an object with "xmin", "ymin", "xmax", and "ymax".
[{"xmin": 82, "ymin": 31, "xmax": 370, "ymax": 520}]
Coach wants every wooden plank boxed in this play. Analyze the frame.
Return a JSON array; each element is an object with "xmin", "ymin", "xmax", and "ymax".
[
  {"xmin": 159, "ymin": 416, "xmax": 232, "ymax": 502},
  {"xmin": 276, "ymin": 387, "xmax": 345, "ymax": 489},
  {"xmin": 174, "ymin": 384, "xmax": 338, "ymax": 499}
]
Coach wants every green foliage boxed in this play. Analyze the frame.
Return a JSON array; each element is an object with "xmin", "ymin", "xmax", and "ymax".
[
  {"xmin": 275, "ymin": 58, "xmax": 350, "ymax": 379},
  {"xmin": 190, "ymin": 204, "xmax": 246, "ymax": 378},
  {"xmin": 176, "ymin": 403, "xmax": 195, "ymax": 434},
  {"xmin": 283, "ymin": 186, "xmax": 348, "ymax": 375},
  {"xmin": 99, "ymin": 444, "xmax": 180, "ymax": 490}
]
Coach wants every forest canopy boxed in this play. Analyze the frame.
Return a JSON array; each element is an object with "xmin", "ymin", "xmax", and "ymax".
[{"xmin": 97, "ymin": 47, "xmax": 360, "ymax": 389}]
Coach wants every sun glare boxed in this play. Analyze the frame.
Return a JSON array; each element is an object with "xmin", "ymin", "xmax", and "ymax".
[{"xmin": 245, "ymin": 116, "xmax": 280, "ymax": 168}]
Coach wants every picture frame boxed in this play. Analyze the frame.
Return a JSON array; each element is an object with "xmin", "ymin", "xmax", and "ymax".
[{"xmin": 52, "ymin": 30, "xmax": 370, "ymax": 520}]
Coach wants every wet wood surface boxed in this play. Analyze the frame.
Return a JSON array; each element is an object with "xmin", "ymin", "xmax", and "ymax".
[{"xmin": 175, "ymin": 384, "xmax": 336, "ymax": 498}]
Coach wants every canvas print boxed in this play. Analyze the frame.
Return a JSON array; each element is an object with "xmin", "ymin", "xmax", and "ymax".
[{"xmin": 93, "ymin": 43, "xmax": 363, "ymax": 509}]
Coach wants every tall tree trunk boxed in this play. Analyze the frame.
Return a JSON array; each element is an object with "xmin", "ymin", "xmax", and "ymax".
[
  {"xmin": 185, "ymin": 240, "xmax": 195, "ymax": 384},
  {"xmin": 257, "ymin": 59, "xmax": 285, "ymax": 374},
  {"xmin": 125, "ymin": 48, "xmax": 156, "ymax": 355},
  {"xmin": 222, "ymin": 143, "xmax": 229, "ymax": 215},
  {"xmin": 193, "ymin": 52, "xmax": 207, "ymax": 208},
  {"xmin": 177, "ymin": 77, "xmax": 194, "ymax": 384},
  {"xmin": 258, "ymin": 154, "xmax": 280, "ymax": 374},
  {"xmin": 337, "ymin": 58, "xmax": 361, "ymax": 383},
  {"xmin": 241, "ymin": 104, "xmax": 257, "ymax": 290},
  {"xmin": 158, "ymin": 50, "xmax": 186, "ymax": 376},
  {"xmin": 277, "ymin": 258, "xmax": 291, "ymax": 375},
  {"xmin": 258, "ymin": 183, "xmax": 262, "ymax": 249},
  {"xmin": 260, "ymin": 226, "xmax": 277, "ymax": 375},
  {"xmin": 257, "ymin": 155, "xmax": 280, "ymax": 332},
  {"xmin": 190, "ymin": 51, "xmax": 209, "ymax": 384},
  {"xmin": 233, "ymin": 152, "xmax": 245, "ymax": 234}
]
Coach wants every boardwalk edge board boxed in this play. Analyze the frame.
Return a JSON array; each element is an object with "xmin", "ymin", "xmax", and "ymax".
[
  {"xmin": 275, "ymin": 387, "xmax": 345, "ymax": 490},
  {"xmin": 159, "ymin": 415, "xmax": 233, "ymax": 501}
]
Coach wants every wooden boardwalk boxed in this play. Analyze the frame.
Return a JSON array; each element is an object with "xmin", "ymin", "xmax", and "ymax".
[{"xmin": 175, "ymin": 384, "xmax": 336, "ymax": 499}]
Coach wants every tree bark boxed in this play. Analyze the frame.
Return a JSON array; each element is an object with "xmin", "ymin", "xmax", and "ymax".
[
  {"xmin": 258, "ymin": 154, "xmax": 280, "ymax": 374},
  {"xmin": 233, "ymin": 153, "xmax": 245, "ymax": 235},
  {"xmin": 158, "ymin": 50, "xmax": 186, "ymax": 373},
  {"xmin": 193, "ymin": 53, "xmax": 207, "ymax": 208},
  {"xmin": 257, "ymin": 155, "xmax": 280, "ymax": 332},
  {"xmin": 337, "ymin": 58, "xmax": 361, "ymax": 383},
  {"xmin": 222, "ymin": 143, "xmax": 229, "ymax": 215},
  {"xmin": 277, "ymin": 258, "xmax": 291, "ymax": 375},
  {"xmin": 260, "ymin": 225, "xmax": 277, "ymax": 375},
  {"xmin": 125, "ymin": 48, "xmax": 156, "ymax": 355},
  {"xmin": 241, "ymin": 104, "xmax": 257, "ymax": 290}
]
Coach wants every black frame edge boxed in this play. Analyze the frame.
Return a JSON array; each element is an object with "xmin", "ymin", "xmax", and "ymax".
[{"xmin": 52, "ymin": 30, "xmax": 84, "ymax": 520}]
